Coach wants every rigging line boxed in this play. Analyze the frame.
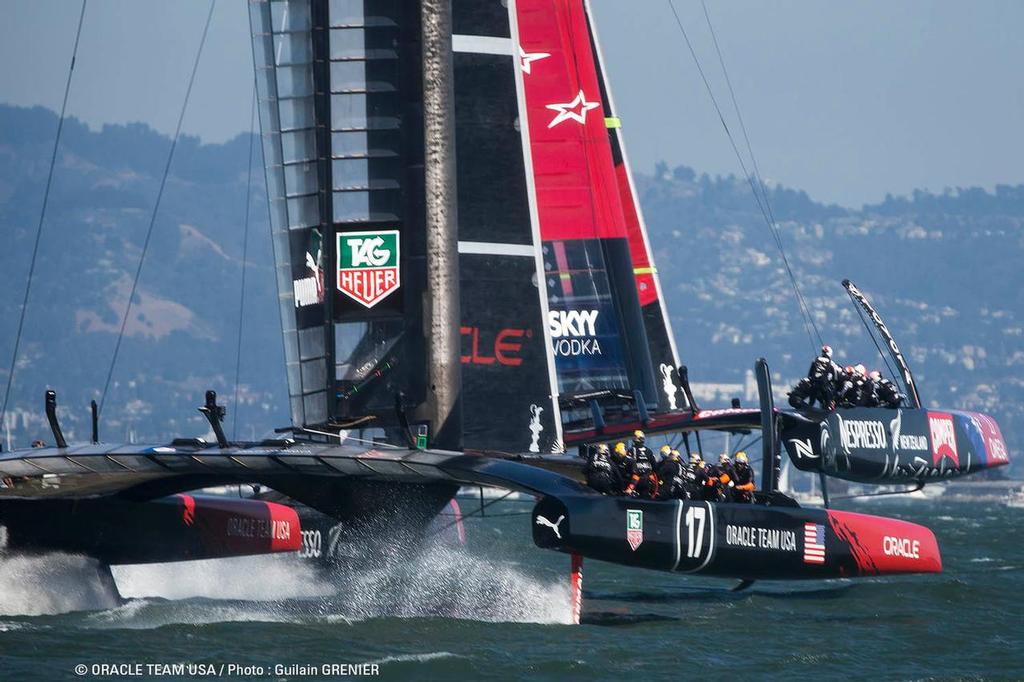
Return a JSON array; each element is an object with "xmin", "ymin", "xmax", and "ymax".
[
  {"xmin": 665, "ymin": 0, "xmax": 820, "ymax": 353},
  {"xmin": 426, "ymin": 491, "xmax": 514, "ymax": 539},
  {"xmin": 231, "ymin": 83, "xmax": 258, "ymax": 441},
  {"xmin": 98, "ymin": 0, "xmax": 216, "ymax": 416},
  {"xmin": 698, "ymin": 0, "xmax": 823, "ymax": 350},
  {"xmin": 847, "ymin": 287, "xmax": 899, "ymax": 382},
  {"xmin": 0, "ymin": 0, "xmax": 88, "ymax": 436}
]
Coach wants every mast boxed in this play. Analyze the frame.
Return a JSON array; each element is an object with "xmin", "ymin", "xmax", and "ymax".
[
  {"xmin": 842, "ymin": 279, "xmax": 922, "ymax": 408},
  {"xmin": 420, "ymin": 0, "xmax": 462, "ymax": 449}
]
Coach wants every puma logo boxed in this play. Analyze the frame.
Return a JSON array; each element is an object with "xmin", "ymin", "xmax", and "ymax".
[{"xmin": 535, "ymin": 514, "xmax": 565, "ymax": 539}]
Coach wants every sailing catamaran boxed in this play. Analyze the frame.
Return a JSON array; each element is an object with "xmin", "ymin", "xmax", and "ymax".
[{"xmin": 0, "ymin": 0, "xmax": 1010, "ymax": 617}]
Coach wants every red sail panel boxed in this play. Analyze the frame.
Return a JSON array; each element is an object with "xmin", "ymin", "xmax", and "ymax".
[
  {"xmin": 616, "ymin": 164, "xmax": 657, "ymax": 307},
  {"xmin": 516, "ymin": 0, "xmax": 628, "ymax": 241}
]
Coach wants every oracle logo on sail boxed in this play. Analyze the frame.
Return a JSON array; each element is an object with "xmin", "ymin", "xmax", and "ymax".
[
  {"xmin": 460, "ymin": 326, "xmax": 529, "ymax": 366},
  {"xmin": 548, "ymin": 310, "xmax": 602, "ymax": 357},
  {"xmin": 927, "ymin": 412, "xmax": 960, "ymax": 468},
  {"xmin": 839, "ymin": 418, "xmax": 888, "ymax": 451}
]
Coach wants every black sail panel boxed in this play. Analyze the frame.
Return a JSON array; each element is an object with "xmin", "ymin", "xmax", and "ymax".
[{"xmin": 453, "ymin": 4, "xmax": 561, "ymax": 453}]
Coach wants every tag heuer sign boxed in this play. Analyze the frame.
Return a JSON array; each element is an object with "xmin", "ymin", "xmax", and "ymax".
[
  {"xmin": 336, "ymin": 230, "xmax": 400, "ymax": 308},
  {"xmin": 626, "ymin": 509, "xmax": 643, "ymax": 552}
]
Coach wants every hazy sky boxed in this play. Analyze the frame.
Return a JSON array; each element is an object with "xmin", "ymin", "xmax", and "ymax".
[{"xmin": 2, "ymin": 0, "xmax": 1022, "ymax": 207}]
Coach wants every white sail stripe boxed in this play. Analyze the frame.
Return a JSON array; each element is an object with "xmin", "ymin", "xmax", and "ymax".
[
  {"xmin": 457, "ymin": 241, "xmax": 535, "ymax": 257},
  {"xmin": 452, "ymin": 35, "xmax": 514, "ymax": 55},
  {"xmin": 508, "ymin": 0, "xmax": 564, "ymax": 449}
]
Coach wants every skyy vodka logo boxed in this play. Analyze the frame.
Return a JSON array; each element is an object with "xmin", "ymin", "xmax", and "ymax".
[{"xmin": 336, "ymin": 230, "xmax": 400, "ymax": 308}]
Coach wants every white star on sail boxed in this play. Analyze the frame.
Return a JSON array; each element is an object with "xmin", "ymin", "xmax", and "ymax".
[
  {"xmin": 519, "ymin": 46, "xmax": 550, "ymax": 75},
  {"xmin": 545, "ymin": 90, "xmax": 600, "ymax": 128}
]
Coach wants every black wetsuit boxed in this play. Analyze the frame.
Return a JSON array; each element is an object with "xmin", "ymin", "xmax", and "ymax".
[
  {"xmin": 711, "ymin": 462, "xmax": 736, "ymax": 502},
  {"xmin": 628, "ymin": 446, "xmax": 659, "ymax": 499},
  {"xmin": 733, "ymin": 462, "xmax": 755, "ymax": 503},
  {"xmin": 680, "ymin": 463, "xmax": 704, "ymax": 500},
  {"xmin": 612, "ymin": 453, "xmax": 635, "ymax": 494},
  {"xmin": 656, "ymin": 457, "xmax": 685, "ymax": 500},
  {"xmin": 806, "ymin": 354, "xmax": 841, "ymax": 408},
  {"xmin": 876, "ymin": 378, "xmax": 904, "ymax": 408},
  {"xmin": 837, "ymin": 373, "xmax": 870, "ymax": 407},
  {"xmin": 584, "ymin": 448, "xmax": 621, "ymax": 495}
]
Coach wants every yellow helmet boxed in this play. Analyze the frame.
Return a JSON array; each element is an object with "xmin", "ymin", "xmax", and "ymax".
[
  {"xmin": 614, "ymin": 442, "xmax": 627, "ymax": 455},
  {"xmin": 597, "ymin": 443, "xmax": 609, "ymax": 454},
  {"xmin": 719, "ymin": 453, "xmax": 731, "ymax": 463},
  {"xmin": 735, "ymin": 451, "xmax": 748, "ymax": 463},
  {"xmin": 671, "ymin": 449, "xmax": 681, "ymax": 460},
  {"xmin": 633, "ymin": 429, "xmax": 645, "ymax": 441},
  {"xmin": 660, "ymin": 445, "xmax": 672, "ymax": 455}
]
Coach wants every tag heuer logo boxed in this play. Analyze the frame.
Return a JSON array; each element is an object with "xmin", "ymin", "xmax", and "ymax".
[
  {"xmin": 626, "ymin": 509, "xmax": 643, "ymax": 552},
  {"xmin": 337, "ymin": 230, "xmax": 400, "ymax": 308}
]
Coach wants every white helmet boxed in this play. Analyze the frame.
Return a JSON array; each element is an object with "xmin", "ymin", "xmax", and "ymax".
[
  {"xmin": 869, "ymin": 370, "xmax": 882, "ymax": 381},
  {"xmin": 854, "ymin": 364, "xmax": 867, "ymax": 376},
  {"xmin": 821, "ymin": 345, "xmax": 833, "ymax": 357}
]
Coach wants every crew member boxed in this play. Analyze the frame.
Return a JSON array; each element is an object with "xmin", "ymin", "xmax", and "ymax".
[
  {"xmin": 836, "ymin": 365, "xmax": 868, "ymax": 407},
  {"xmin": 871, "ymin": 371, "xmax": 905, "ymax": 408},
  {"xmin": 732, "ymin": 451, "xmax": 755, "ymax": 503},
  {"xmin": 805, "ymin": 344, "xmax": 841, "ymax": 409},
  {"xmin": 654, "ymin": 449, "xmax": 684, "ymax": 499},
  {"xmin": 584, "ymin": 443, "xmax": 620, "ymax": 495},
  {"xmin": 681, "ymin": 453, "xmax": 705, "ymax": 499},
  {"xmin": 710, "ymin": 453, "xmax": 736, "ymax": 502},
  {"xmin": 658, "ymin": 444, "xmax": 672, "ymax": 468},
  {"xmin": 625, "ymin": 432, "xmax": 659, "ymax": 499},
  {"xmin": 612, "ymin": 442, "xmax": 635, "ymax": 495},
  {"xmin": 630, "ymin": 430, "xmax": 655, "ymax": 464}
]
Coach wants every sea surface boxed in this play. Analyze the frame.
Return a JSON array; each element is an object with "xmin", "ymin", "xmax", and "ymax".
[{"xmin": 0, "ymin": 493, "xmax": 1022, "ymax": 681}]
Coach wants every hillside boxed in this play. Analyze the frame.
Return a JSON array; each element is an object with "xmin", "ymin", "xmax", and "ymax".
[{"xmin": 0, "ymin": 105, "xmax": 1019, "ymax": 474}]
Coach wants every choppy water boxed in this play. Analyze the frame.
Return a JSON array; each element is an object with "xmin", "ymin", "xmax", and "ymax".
[{"xmin": 1, "ymin": 495, "xmax": 1022, "ymax": 681}]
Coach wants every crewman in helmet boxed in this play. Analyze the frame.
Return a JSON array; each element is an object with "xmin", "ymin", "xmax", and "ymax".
[
  {"xmin": 708, "ymin": 453, "xmax": 736, "ymax": 502},
  {"xmin": 804, "ymin": 344, "xmax": 842, "ymax": 409},
  {"xmin": 658, "ymin": 444, "xmax": 672, "ymax": 467},
  {"xmin": 625, "ymin": 430, "xmax": 659, "ymax": 499},
  {"xmin": 656, "ymin": 449, "xmax": 686, "ymax": 500},
  {"xmin": 584, "ymin": 443, "xmax": 621, "ymax": 495},
  {"xmin": 681, "ymin": 453, "xmax": 705, "ymax": 499},
  {"xmin": 611, "ymin": 442, "xmax": 635, "ymax": 496},
  {"xmin": 732, "ymin": 451, "xmax": 755, "ymax": 503},
  {"xmin": 872, "ymin": 371, "xmax": 905, "ymax": 408}
]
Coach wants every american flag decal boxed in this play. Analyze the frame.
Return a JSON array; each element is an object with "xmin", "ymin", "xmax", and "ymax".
[{"xmin": 803, "ymin": 522, "xmax": 826, "ymax": 564}]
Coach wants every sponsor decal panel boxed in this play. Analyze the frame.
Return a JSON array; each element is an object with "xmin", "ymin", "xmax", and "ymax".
[
  {"xmin": 725, "ymin": 525, "xmax": 797, "ymax": 552},
  {"xmin": 803, "ymin": 522, "xmax": 826, "ymax": 564},
  {"xmin": 460, "ymin": 326, "xmax": 530, "ymax": 366},
  {"xmin": 626, "ymin": 509, "xmax": 643, "ymax": 551},
  {"xmin": 225, "ymin": 516, "xmax": 293, "ymax": 542},
  {"xmin": 883, "ymin": 535, "xmax": 920, "ymax": 559},
  {"xmin": 336, "ymin": 230, "xmax": 400, "ymax": 308},
  {"xmin": 293, "ymin": 228, "xmax": 324, "ymax": 308},
  {"xmin": 960, "ymin": 411, "xmax": 1009, "ymax": 465},
  {"xmin": 548, "ymin": 309, "xmax": 602, "ymax": 357},
  {"xmin": 695, "ymin": 408, "xmax": 754, "ymax": 420},
  {"xmin": 839, "ymin": 417, "xmax": 888, "ymax": 451},
  {"xmin": 927, "ymin": 411, "xmax": 960, "ymax": 468}
]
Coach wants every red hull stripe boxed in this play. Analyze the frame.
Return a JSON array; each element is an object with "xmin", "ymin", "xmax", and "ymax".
[{"xmin": 827, "ymin": 509, "xmax": 942, "ymax": 576}]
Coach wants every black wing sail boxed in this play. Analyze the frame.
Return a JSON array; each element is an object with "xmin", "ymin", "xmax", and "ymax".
[{"xmin": 451, "ymin": 3, "xmax": 562, "ymax": 454}]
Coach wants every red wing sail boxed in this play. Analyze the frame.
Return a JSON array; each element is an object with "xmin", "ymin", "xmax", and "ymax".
[
  {"xmin": 583, "ymin": 1, "xmax": 684, "ymax": 411},
  {"xmin": 516, "ymin": 0, "xmax": 659, "ymax": 403}
]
